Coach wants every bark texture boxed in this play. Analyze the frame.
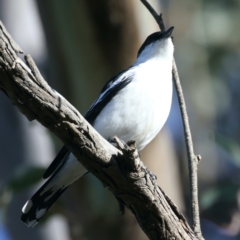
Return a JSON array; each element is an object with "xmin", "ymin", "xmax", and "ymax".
[{"xmin": 0, "ymin": 22, "xmax": 196, "ymax": 240}]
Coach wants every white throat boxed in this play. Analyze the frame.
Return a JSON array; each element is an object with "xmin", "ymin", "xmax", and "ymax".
[{"xmin": 135, "ymin": 38, "xmax": 174, "ymax": 65}]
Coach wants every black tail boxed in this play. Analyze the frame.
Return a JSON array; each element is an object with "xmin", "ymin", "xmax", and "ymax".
[
  {"xmin": 21, "ymin": 152, "xmax": 87, "ymax": 227},
  {"xmin": 21, "ymin": 177, "xmax": 67, "ymax": 227}
]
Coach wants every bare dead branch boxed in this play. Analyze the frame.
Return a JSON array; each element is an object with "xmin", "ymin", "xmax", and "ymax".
[
  {"xmin": 172, "ymin": 61, "xmax": 203, "ymax": 239},
  {"xmin": 140, "ymin": 1, "xmax": 203, "ymax": 239},
  {"xmin": 0, "ymin": 20, "xmax": 197, "ymax": 240}
]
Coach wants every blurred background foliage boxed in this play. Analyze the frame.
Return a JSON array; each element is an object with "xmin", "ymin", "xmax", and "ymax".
[{"xmin": 0, "ymin": 0, "xmax": 239, "ymax": 239}]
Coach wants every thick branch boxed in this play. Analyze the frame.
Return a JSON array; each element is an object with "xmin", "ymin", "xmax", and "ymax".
[
  {"xmin": 0, "ymin": 21, "xmax": 196, "ymax": 240},
  {"xmin": 140, "ymin": 1, "xmax": 203, "ymax": 239}
]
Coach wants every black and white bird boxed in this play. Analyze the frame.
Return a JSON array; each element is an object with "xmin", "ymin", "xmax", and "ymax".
[{"xmin": 21, "ymin": 26, "xmax": 174, "ymax": 227}]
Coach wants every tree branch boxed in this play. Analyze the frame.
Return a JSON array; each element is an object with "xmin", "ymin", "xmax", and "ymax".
[
  {"xmin": 0, "ymin": 20, "xmax": 197, "ymax": 240},
  {"xmin": 140, "ymin": 1, "xmax": 203, "ymax": 239},
  {"xmin": 172, "ymin": 61, "xmax": 203, "ymax": 239}
]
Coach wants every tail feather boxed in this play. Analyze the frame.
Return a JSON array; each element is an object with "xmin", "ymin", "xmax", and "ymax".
[
  {"xmin": 21, "ymin": 153, "xmax": 87, "ymax": 227},
  {"xmin": 21, "ymin": 177, "xmax": 68, "ymax": 227}
]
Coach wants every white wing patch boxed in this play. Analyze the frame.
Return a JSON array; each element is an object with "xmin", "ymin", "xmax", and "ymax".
[
  {"xmin": 36, "ymin": 208, "xmax": 47, "ymax": 219},
  {"xmin": 22, "ymin": 200, "xmax": 33, "ymax": 214}
]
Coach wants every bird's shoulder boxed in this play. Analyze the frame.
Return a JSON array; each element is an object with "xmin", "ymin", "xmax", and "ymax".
[
  {"xmin": 100, "ymin": 66, "xmax": 135, "ymax": 94},
  {"xmin": 84, "ymin": 66, "xmax": 135, "ymax": 125}
]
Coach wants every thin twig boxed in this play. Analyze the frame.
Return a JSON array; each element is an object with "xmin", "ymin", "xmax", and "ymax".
[
  {"xmin": 140, "ymin": 0, "xmax": 203, "ymax": 239},
  {"xmin": 172, "ymin": 61, "xmax": 202, "ymax": 239},
  {"xmin": 140, "ymin": 0, "xmax": 165, "ymax": 31}
]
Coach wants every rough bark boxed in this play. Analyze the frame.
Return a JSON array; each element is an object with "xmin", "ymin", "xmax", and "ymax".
[
  {"xmin": 35, "ymin": 1, "xmax": 141, "ymax": 239},
  {"xmin": 0, "ymin": 22, "xmax": 196, "ymax": 240}
]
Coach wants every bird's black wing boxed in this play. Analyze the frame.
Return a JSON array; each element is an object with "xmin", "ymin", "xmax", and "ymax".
[
  {"xmin": 43, "ymin": 145, "xmax": 69, "ymax": 179},
  {"xmin": 85, "ymin": 67, "xmax": 133, "ymax": 124},
  {"xmin": 43, "ymin": 67, "xmax": 134, "ymax": 179}
]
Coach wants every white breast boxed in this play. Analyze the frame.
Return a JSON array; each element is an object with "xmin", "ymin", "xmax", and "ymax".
[{"xmin": 93, "ymin": 57, "xmax": 173, "ymax": 150}]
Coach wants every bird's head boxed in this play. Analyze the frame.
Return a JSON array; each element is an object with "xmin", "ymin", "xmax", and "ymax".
[{"xmin": 136, "ymin": 26, "xmax": 174, "ymax": 63}]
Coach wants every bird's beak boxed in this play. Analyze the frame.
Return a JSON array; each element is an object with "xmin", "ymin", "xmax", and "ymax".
[{"xmin": 162, "ymin": 26, "xmax": 174, "ymax": 38}]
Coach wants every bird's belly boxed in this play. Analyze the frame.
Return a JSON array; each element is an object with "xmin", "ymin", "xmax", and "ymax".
[{"xmin": 93, "ymin": 77, "xmax": 172, "ymax": 150}]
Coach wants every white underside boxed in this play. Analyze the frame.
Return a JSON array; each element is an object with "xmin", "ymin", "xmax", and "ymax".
[
  {"xmin": 94, "ymin": 60, "xmax": 172, "ymax": 150},
  {"xmin": 40, "ymin": 55, "xmax": 173, "ymax": 196},
  {"xmin": 22, "ymin": 38, "xmax": 174, "ymax": 227}
]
